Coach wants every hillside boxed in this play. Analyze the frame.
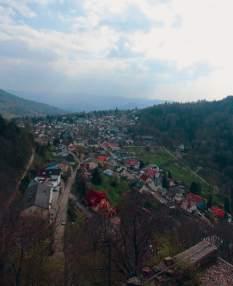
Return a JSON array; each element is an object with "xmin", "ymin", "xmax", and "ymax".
[
  {"xmin": 0, "ymin": 116, "xmax": 33, "ymax": 205},
  {"xmin": 134, "ymin": 97, "xmax": 233, "ymax": 191},
  {"xmin": 0, "ymin": 89, "xmax": 64, "ymax": 118}
]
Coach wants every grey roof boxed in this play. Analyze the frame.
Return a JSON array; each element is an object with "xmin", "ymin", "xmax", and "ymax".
[{"xmin": 23, "ymin": 182, "xmax": 50, "ymax": 209}]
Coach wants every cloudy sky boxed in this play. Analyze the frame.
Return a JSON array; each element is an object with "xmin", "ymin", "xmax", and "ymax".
[{"xmin": 0, "ymin": 0, "xmax": 233, "ymax": 106}]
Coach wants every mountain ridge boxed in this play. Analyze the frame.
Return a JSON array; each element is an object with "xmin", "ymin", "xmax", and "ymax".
[{"xmin": 0, "ymin": 89, "xmax": 64, "ymax": 118}]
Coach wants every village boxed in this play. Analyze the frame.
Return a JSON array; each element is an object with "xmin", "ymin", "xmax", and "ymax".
[
  {"xmin": 15, "ymin": 112, "xmax": 233, "ymax": 285},
  {"xmin": 20, "ymin": 112, "xmax": 231, "ymax": 228}
]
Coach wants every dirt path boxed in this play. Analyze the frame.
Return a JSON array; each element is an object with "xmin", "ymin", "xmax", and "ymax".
[
  {"xmin": 162, "ymin": 146, "xmax": 211, "ymax": 187},
  {"xmin": 16, "ymin": 149, "xmax": 35, "ymax": 190}
]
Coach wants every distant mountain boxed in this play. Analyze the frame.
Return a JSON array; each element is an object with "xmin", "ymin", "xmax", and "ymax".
[
  {"xmin": 58, "ymin": 96, "xmax": 164, "ymax": 112},
  {"xmin": 12, "ymin": 90, "xmax": 164, "ymax": 112},
  {"xmin": 0, "ymin": 89, "xmax": 64, "ymax": 118}
]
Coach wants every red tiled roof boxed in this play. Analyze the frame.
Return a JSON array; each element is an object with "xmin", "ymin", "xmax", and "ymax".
[
  {"xmin": 126, "ymin": 159, "xmax": 139, "ymax": 166},
  {"xmin": 86, "ymin": 190, "xmax": 107, "ymax": 207},
  {"xmin": 144, "ymin": 167, "xmax": 157, "ymax": 178},
  {"xmin": 97, "ymin": 155, "xmax": 108, "ymax": 162},
  {"xmin": 140, "ymin": 174, "xmax": 149, "ymax": 182},
  {"xmin": 101, "ymin": 142, "xmax": 109, "ymax": 148},
  {"xmin": 109, "ymin": 143, "xmax": 119, "ymax": 148},
  {"xmin": 211, "ymin": 207, "xmax": 225, "ymax": 218},
  {"xmin": 186, "ymin": 192, "xmax": 203, "ymax": 204}
]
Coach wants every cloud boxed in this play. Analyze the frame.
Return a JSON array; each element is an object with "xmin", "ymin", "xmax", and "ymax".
[{"xmin": 0, "ymin": 0, "xmax": 232, "ymax": 104}]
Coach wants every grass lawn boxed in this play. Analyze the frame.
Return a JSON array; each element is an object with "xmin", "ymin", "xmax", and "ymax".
[
  {"xmin": 126, "ymin": 146, "xmax": 212, "ymax": 196},
  {"xmin": 127, "ymin": 146, "xmax": 172, "ymax": 166},
  {"xmin": 94, "ymin": 175, "xmax": 130, "ymax": 206}
]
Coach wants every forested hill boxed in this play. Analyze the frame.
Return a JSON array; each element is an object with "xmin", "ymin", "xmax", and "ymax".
[
  {"xmin": 0, "ymin": 89, "xmax": 63, "ymax": 118},
  {"xmin": 0, "ymin": 116, "xmax": 33, "ymax": 204},
  {"xmin": 135, "ymin": 96, "xmax": 233, "ymax": 189}
]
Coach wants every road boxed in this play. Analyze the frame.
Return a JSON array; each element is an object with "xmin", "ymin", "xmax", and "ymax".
[
  {"xmin": 53, "ymin": 165, "xmax": 79, "ymax": 257},
  {"xmin": 52, "ymin": 152, "xmax": 80, "ymax": 257}
]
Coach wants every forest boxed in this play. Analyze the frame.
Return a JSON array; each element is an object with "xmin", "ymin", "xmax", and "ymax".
[
  {"xmin": 134, "ymin": 97, "xmax": 233, "ymax": 193},
  {"xmin": 0, "ymin": 116, "xmax": 33, "ymax": 205}
]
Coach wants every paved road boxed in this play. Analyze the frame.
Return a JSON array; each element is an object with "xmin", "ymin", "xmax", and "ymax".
[
  {"xmin": 52, "ymin": 152, "xmax": 80, "ymax": 257},
  {"xmin": 53, "ymin": 166, "xmax": 79, "ymax": 257}
]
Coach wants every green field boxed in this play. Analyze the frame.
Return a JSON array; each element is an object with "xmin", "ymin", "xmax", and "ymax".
[
  {"xmin": 126, "ymin": 146, "xmax": 212, "ymax": 196},
  {"xmin": 94, "ymin": 175, "xmax": 130, "ymax": 206},
  {"xmin": 127, "ymin": 146, "xmax": 173, "ymax": 166}
]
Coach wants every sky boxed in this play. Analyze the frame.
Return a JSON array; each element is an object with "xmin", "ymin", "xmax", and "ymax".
[{"xmin": 0, "ymin": 0, "xmax": 233, "ymax": 106}]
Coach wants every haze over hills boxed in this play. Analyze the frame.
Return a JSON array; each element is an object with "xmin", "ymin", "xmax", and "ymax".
[
  {"xmin": 14, "ymin": 90, "xmax": 164, "ymax": 112},
  {"xmin": 0, "ymin": 89, "xmax": 64, "ymax": 118},
  {"xmin": 60, "ymin": 96, "xmax": 164, "ymax": 112}
]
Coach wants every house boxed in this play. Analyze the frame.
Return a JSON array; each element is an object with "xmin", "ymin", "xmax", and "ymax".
[
  {"xmin": 103, "ymin": 169, "xmax": 113, "ymax": 177},
  {"xmin": 35, "ymin": 167, "xmax": 61, "ymax": 188},
  {"xmin": 86, "ymin": 190, "xmax": 116, "ymax": 217},
  {"xmin": 178, "ymin": 144, "xmax": 185, "ymax": 152},
  {"xmin": 21, "ymin": 182, "xmax": 52, "ymax": 219},
  {"xmin": 181, "ymin": 192, "xmax": 204, "ymax": 213},
  {"xmin": 59, "ymin": 162, "xmax": 70, "ymax": 173},
  {"xmin": 80, "ymin": 161, "xmax": 98, "ymax": 171},
  {"xmin": 68, "ymin": 143, "xmax": 76, "ymax": 152},
  {"xmin": 140, "ymin": 173, "xmax": 150, "ymax": 183},
  {"xmin": 211, "ymin": 207, "xmax": 225, "ymax": 219},
  {"xmin": 88, "ymin": 161, "xmax": 98, "ymax": 170},
  {"xmin": 143, "ymin": 167, "xmax": 158, "ymax": 179},
  {"xmin": 174, "ymin": 193, "xmax": 184, "ymax": 204},
  {"xmin": 101, "ymin": 141, "xmax": 109, "ymax": 149},
  {"xmin": 108, "ymin": 143, "xmax": 120, "ymax": 151},
  {"xmin": 86, "ymin": 190, "xmax": 107, "ymax": 208},
  {"xmin": 125, "ymin": 159, "xmax": 140, "ymax": 170},
  {"xmin": 96, "ymin": 155, "xmax": 108, "ymax": 167}
]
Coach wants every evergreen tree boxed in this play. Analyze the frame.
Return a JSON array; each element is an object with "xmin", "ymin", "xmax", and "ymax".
[
  {"xmin": 207, "ymin": 195, "xmax": 213, "ymax": 209},
  {"xmin": 92, "ymin": 168, "xmax": 102, "ymax": 185},
  {"xmin": 190, "ymin": 182, "xmax": 202, "ymax": 195},
  {"xmin": 162, "ymin": 173, "xmax": 169, "ymax": 189},
  {"xmin": 224, "ymin": 197, "xmax": 230, "ymax": 213}
]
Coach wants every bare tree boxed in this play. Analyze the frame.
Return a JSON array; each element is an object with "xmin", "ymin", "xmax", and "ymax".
[
  {"xmin": 112, "ymin": 192, "xmax": 155, "ymax": 279},
  {"xmin": 0, "ymin": 214, "xmax": 52, "ymax": 286}
]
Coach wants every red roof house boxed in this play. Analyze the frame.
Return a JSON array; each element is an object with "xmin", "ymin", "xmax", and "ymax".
[
  {"xmin": 86, "ymin": 190, "xmax": 107, "ymax": 207},
  {"xmin": 125, "ymin": 159, "xmax": 140, "ymax": 169},
  {"xmin": 97, "ymin": 155, "xmax": 108, "ymax": 162},
  {"xmin": 86, "ymin": 190, "xmax": 116, "ymax": 217},
  {"xmin": 181, "ymin": 192, "xmax": 204, "ymax": 211},
  {"xmin": 187, "ymin": 193, "xmax": 203, "ymax": 204},
  {"xmin": 140, "ymin": 174, "xmax": 149, "ymax": 182},
  {"xmin": 211, "ymin": 207, "xmax": 225, "ymax": 219},
  {"xmin": 101, "ymin": 142, "xmax": 109, "ymax": 149},
  {"xmin": 96, "ymin": 155, "xmax": 108, "ymax": 166},
  {"xmin": 144, "ymin": 167, "xmax": 157, "ymax": 178}
]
